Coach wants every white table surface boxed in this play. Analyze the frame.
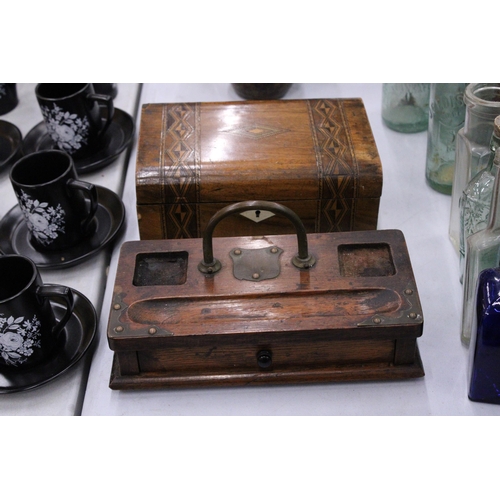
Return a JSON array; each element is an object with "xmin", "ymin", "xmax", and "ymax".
[
  {"xmin": 0, "ymin": 83, "xmax": 141, "ymax": 415},
  {"xmin": 80, "ymin": 83, "xmax": 500, "ymax": 416}
]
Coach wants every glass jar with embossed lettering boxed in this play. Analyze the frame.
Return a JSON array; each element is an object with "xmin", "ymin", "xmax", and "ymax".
[
  {"xmin": 425, "ymin": 83, "xmax": 467, "ymax": 194},
  {"xmin": 449, "ymin": 84, "xmax": 500, "ymax": 252},
  {"xmin": 382, "ymin": 83, "xmax": 430, "ymax": 133}
]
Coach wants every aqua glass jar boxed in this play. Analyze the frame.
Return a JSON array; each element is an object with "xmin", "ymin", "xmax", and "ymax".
[
  {"xmin": 449, "ymin": 84, "xmax": 500, "ymax": 253},
  {"xmin": 382, "ymin": 83, "xmax": 430, "ymax": 133},
  {"xmin": 425, "ymin": 83, "xmax": 467, "ymax": 194}
]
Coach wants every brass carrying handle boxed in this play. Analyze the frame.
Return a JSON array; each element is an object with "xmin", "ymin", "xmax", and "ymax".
[{"xmin": 198, "ymin": 200, "xmax": 316, "ymax": 275}]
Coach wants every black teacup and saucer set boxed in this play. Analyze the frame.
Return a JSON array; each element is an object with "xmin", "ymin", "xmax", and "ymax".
[
  {"xmin": 23, "ymin": 83, "xmax": 134, "ymax": 174},
  {"xmin": 0, "ymin": 84, "xmax": 131, "ymax": 392},
  {"xmin": 0, "ymin": 254, "xmax": 98, "ymax": 393}
]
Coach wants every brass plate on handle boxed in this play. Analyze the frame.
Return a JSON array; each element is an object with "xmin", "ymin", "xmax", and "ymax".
[{"xmin": 230, "ymin": 246, "xmax": 283, "ymax": 281}]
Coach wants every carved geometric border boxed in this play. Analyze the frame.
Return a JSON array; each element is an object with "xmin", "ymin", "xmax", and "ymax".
[
  {"xmin": 307, "ymin": 99, "xmax": 359, "ymax": 232},
  {"xmin": 159, "ymin": 103, "xmax": 201, "ymax": 238}
]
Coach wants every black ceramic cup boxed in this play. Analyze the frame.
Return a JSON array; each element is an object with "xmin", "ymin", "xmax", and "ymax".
[
  {"xmin": 35, "ymin": 83, "xmax": 114, "ymax": 159},
  {"xmin": 0, "ymin": 84, "xmax": 18, "ymax": 115},
  {"xmin": 10, "ymin": 150, "xmax": 98, "ymax": 251},
  {"xmin": 0, "ymin": 255, "xmax": 74, "ymax": 369}
]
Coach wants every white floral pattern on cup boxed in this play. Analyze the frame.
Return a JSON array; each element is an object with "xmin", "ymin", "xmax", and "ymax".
[
  {"xmin": 40, "ymin": 103, "xmax": 90, "ymax": 154},
  {"xmin": 17, "ymin": 190, "xmax": 65, "ymax": 246},
  {"xmin": 0, "ymin": 314, "xmax": 42, "ymax": 365}
]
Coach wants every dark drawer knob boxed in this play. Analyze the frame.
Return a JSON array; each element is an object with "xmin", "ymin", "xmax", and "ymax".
[{"xmin": 257, "ymin": 349, "xmax": 272, "ymax": 369}]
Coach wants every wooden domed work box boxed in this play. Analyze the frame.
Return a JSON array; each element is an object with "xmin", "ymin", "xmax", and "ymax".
[
  {"xmin": 107, "ymin": 201, "xmax": 424, "ymax": 390},
  {"xmin": 135, "ymin": 98, "xmax": 382, "ymax": 240}
]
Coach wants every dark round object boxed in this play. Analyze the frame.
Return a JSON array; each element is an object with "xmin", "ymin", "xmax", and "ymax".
[
  {"xmin": 232, "ymin": 83, "xmax": 292, "ymax": 100},
  {"xmin": 257, "ymin": 349, "xmax": 272, "ymax": 369}
]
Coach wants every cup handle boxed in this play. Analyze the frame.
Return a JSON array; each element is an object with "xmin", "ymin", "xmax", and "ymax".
[
  {"xmin": 36, "ymin": 285, "xmax": 75, "ymax": 336},
  {"xmin": 66, "ymin": 179, "xmax": 99, "ymax": 232},
  {"xmin": 87, "ymin": 93, "xmax": 115, "ymax": 137}
]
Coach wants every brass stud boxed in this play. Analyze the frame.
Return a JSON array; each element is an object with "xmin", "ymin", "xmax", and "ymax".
[
  {"xmin": 148, "ymin": 327, "xmax": 157, "ymax": 335},
  {"xmin": 113, "ymin": 304, "xmax": 121, "ymax": 310},
  {"xmin": 373, "ymin": 317, "xmax": 382, "ymax": 324},
  {"xmin": 234, "ymin": 249, "xmax": 242, "ymax": 255},
  {"xmin": 252, "ymin": 273, "xmax": 260, "ymax": 279},
  {"xmin": 115, "ymin": 326, "xmax": 124, "ymax": 332},
  {"xmin": 271, "ymin": 247, "xmax": 278, "ymax": 254},
  {"xmin": 409, "ymin": 312, "xmax": 417, "ymax": 319},
  {"xmin": 404, "ymin": 289, "xmax": 413, "ymax": 295}
]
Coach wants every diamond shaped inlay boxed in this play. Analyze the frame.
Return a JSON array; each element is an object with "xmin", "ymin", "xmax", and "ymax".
[{"xmin": 222, "ymin": 124, "xmax": 289, "ymax": 140}]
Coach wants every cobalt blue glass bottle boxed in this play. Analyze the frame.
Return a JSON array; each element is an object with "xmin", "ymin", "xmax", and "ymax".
[{"xmin": 469, "ymin": 267, "xmax": 500, "ymax": 404}]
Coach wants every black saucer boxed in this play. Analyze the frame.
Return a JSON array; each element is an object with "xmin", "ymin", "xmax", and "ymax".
[
  {"xmin": 0, "ymin": 120, "xmax": 22, "ymax": 172},
  {"xmin": 0, "ymin": 288, "xmax": 97, "ymax": 393},
  {"xmin": 22, "ymin": 107, "xmax": 134, "ymax": 174},
  {"xmin": 0, "ymin": 185, "xmax": 125, "ymax": 269}
]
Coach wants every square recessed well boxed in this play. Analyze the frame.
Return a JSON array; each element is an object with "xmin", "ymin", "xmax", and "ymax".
[
  {"xmin": 338, "ymin": 243, "xmax": 395, "ymax": 277},
  {"xmin": 133, "ymin": 251, "xmax": 188, "ymax": 286}
]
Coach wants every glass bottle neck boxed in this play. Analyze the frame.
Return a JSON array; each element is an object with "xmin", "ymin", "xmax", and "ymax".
[{"xmin": 463, "ymin": 84, "xmax": 500, "ymax": 143}]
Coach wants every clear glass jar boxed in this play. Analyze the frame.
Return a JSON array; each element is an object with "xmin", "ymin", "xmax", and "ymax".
[
  {"xmin": 382, "ymin": 83, "xmax": 430, "ymax": 133},
  {"xmin": 461, "ymin": 150, "xmax": 500, "ymax": 345},
  {"xmin": 425, "ymin": 83, "xmax": 467, "ymax": 194},
  {"xmin": 459, "ymin": 116, "xmax": 500, "ymax": 281},
  {"xmin": 449, "ymin": 84, "xmax": 500, "ymax": 252}
]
